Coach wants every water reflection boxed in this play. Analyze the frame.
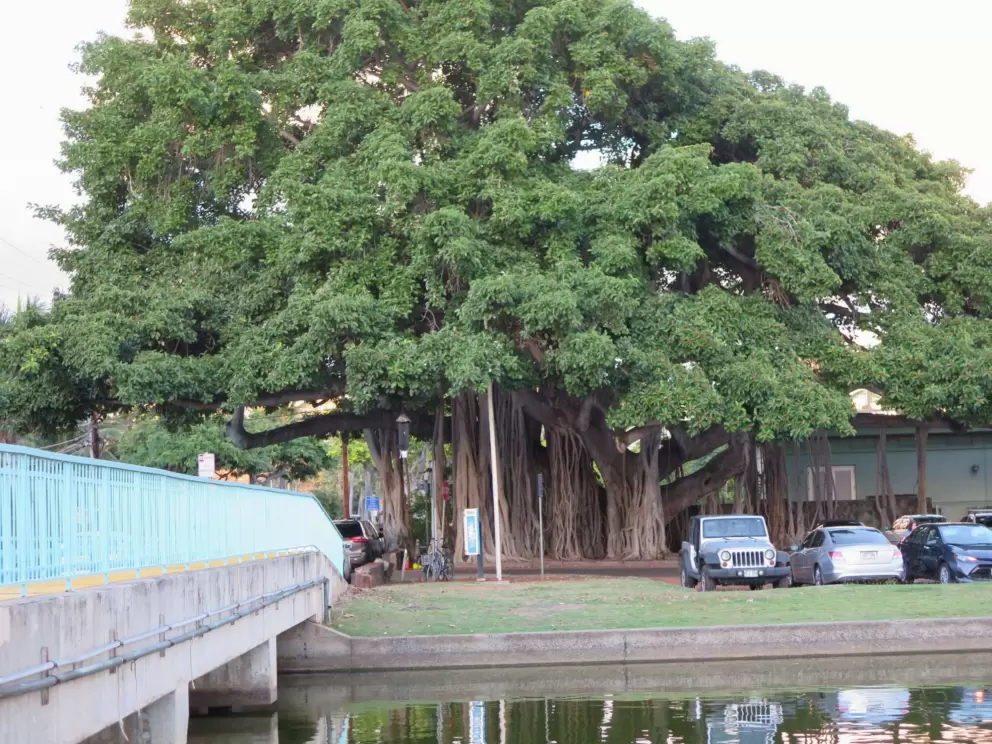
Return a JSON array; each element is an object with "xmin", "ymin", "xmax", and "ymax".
[
  {"xmin": 240, "ymin": 685, "xmax": 992, "ymax": 744},
  {"xmin": 187, "ymin": 655, "xmax": 992, "ymax": 744}
]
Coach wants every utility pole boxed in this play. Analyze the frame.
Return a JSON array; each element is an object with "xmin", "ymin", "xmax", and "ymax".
[
  {"xmin": 487, "ymin": 379, "xmax": 503, "ymax": 582},
  {"xmin": 341, "ymin": 433, "xmax": 350, "ymax": 518},
  {"xmin": 89, "ymin": 412, "xmax": 101, "ymax": 460}
]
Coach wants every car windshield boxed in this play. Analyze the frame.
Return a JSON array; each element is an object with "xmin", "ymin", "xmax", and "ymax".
[
  {"xmin": 971, "ymin": 515, "xmax": 992, "ymax": 527},
  {"xmin": 336, "ymin": 521, "xmax": 365, "ymax": 538},
  {"xmin": 939, "ymin": 524, "xmax": 992, "ymax": 546},
  {"xmin": 702, "ymin": 517, "xmax": 766, "ymax": 538},
  {"xmin": 828, "ymin": 528, "xmax": 889, "ymax": 546},
  {"xmin": 917, "ymin": 516, "xmax": 947, "ymax": 524}
]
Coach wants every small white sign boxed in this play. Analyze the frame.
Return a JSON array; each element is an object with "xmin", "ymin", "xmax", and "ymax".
[{"xmin": 197, "ymin": 452, "xmax": 216, "ymax": 479}]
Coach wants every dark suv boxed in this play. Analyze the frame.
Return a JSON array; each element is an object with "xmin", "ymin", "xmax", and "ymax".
[{"xmin": 335, "ymin": 519, "xmax": 385, "ymax": 569}]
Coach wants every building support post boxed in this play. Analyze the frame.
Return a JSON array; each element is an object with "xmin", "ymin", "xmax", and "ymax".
[{"xmin": 916, "ymin": 424, "xmax": 929, "ymax": 514}]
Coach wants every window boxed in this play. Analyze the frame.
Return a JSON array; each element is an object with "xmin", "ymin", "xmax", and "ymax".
[
  {"xmin": 801, "ymin": 532, "xmax": 817, "ymax": 549},
  {"xmin": 828, "ymin": 528, "xmax": 889, "ymax": 546},
  {"xmin": 702, "ymin": 517, "xmax": 767, "ymax": 538},
  {"xmin": 810, "ymin": 531, "xmax": 825, "ymax": 549},
  {"xmin": 336, "ymin": 521, "xmax": 365, "ymax": 539},
  {"xmin": 909, "ymin": 528, "xmax": 927, "ymax": 545},
  {"xmin": 938, "ymin": 524, "xmax": 992, "ymax": 546},
  {"xmin": 925, "ymin": 529, "xmax": 941, "ymax": 546},
  {"xmin": 806, "ymin": 466, "xmax": 857, "ymax": 501}
]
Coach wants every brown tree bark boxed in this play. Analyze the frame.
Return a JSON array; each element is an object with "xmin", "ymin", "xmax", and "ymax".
[
  {"xmin": 451, "ymin": 392, "xmax": 491, "ymax": 561},
  {"xmin": 876, "ymin": 427, "xmax": 897, "ymax": 528},
  {"xmin": 547, "ymin": 428, "xmax": 604, "ymax": 559},
  {"xmin": 432, "ymin": 404, "xmax": 446, "ymax": 543},
  {"xmin": 364, "ymin": 427, "xmax": 412, "ymax": 554},
  {"xmin": 342, "ymin": 433, "xmax": 350, "ymax": 519}
]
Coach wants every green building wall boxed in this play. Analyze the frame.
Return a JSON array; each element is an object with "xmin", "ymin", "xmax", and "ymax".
[{"xmin": 783, "ymin": 427, "xmax": 992, "ymax": 521}]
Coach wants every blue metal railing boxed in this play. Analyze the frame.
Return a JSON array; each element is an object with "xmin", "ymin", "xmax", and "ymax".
[{"xmin": 0, "ymin": 444, "xmax": 346, "ymax": 596}]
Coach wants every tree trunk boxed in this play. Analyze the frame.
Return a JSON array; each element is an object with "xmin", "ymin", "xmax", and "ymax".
[
  {"xmin": 432, "ymin": 404, "xmax": 446, "ymax": 544},
  {"xmin": 916, "ymin": 425, "xmax": 929, "ymax": 514},
  {"xmin": 760, "ymin": 442, "xmax": 790, "ymax": 548},
  {"xmin": 451, "ymin": 392, "xmax": 491, "ymax": 561},
  {"xmin": 876, "ymin": 427, "xmax": 897, "ymax": 528},
  {"xmin": 364, "ymin": 427, "xmax": 412, "ymax": 554},
  {"xmin": 342, "ymin": 434, "xmax": 350, "ymax": 519},
  {"xmin": 547, "ymin": 428, "xmax": 604, "ymax": 559},
  {"xmin": 494, "ymin": 389, "xmax": 544, "ymax": 559}
]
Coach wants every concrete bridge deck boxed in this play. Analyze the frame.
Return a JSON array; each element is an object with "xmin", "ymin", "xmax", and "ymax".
[
  {"xmin": 0, "ymin": 552, "xmax": 347, "ymax": 743},
  {"xmin": 0, "ymin": 444, "xmax": 350, "ymax": 743}
]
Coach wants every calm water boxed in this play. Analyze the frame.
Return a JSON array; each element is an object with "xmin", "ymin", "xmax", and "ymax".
[{"xmin": 188, "ymin": 656, "xmax": 992, "ymax": 744}]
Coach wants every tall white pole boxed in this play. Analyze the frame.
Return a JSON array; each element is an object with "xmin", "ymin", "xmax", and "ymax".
[{"xmin": 487, "ymin": 379, "xmax": 504, "ymax": 582}]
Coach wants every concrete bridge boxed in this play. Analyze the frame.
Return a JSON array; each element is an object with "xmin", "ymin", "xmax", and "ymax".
[{"xmin": 0, "ymin": 444, "xmax": 348, "ymax": 743}]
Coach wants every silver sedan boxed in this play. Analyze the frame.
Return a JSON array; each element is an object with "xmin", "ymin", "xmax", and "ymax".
[{"xmin": 790, "ymin": 526, "xmax": 904, "ymax": 585}]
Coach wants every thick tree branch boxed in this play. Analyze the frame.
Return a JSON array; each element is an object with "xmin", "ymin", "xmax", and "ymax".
[
  {"xmin": 615, "ymin": 423, "xmax": 664, "ymax": 445},
  {"xmin": 227, "ymin": 406, "xmax": 432, "ymax": 449},
  {"xmin": 819, "ymin": 301, "xmax": 855, "ymax": 318},
  {"xmin": 513, "ymin": 389, "xmax": 560, "ymax": 430},
  {"xmin": 577, "ymin": 395, "xmax": 598, "ymax": 432},
  {"xmin": 660, "ymin": 433, "xmax": 749, "ymax": 516}
]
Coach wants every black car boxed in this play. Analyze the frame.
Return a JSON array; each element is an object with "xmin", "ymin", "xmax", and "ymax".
[
  {"xmin": 815, "ymin": 520, "xmax": 865, "ymax": 529},
  {"xmin": 899, "ymin": 523, "xmax": 992, "ymax": 583},
  {"xmin": 963, "ymin": 511, "xmax": 992, "ymax": 528}
]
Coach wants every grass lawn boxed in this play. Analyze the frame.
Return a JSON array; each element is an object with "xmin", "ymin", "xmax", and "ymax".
[{"xmin": 331, "ymin": 578, "xmax": 992, "ymax": 637}]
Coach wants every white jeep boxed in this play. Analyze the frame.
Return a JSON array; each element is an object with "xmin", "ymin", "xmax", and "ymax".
[{"xmin": 680, "ymin": 514, "xmax": 791, "ymax": 591}]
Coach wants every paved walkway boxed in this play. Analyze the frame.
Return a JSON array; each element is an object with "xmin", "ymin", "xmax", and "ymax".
[{"xmin": 396, "ymin": 557, "xmax": 682, "ymax": 584}]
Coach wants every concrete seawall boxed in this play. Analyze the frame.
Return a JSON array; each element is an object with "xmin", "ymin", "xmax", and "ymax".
[
  {"xmin": 279, "ymin": 651, "xmax": 992, "ymax": 707},
  {"xmin": 277, "ymin": 616, "xmax": 992, "ymax": 673}
]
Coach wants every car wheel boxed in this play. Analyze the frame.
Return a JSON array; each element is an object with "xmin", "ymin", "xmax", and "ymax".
[
  {"xmin": 775, "ymin": 574, "xmax": 792, "ymax": 589},
  {"xmin": 813, "ymin": 565, "xmax": 824, "ymax": 586},
  {"xmin": 938, "ymin": 562, "xmax": 954, "ymax": 584},
  {"xmin": 680, "ymin": 565, "xmax": 697, "ymax": 589},
  {"xmin": 701, "ymin": 567, "xmax": 717, "ymax": 592}
]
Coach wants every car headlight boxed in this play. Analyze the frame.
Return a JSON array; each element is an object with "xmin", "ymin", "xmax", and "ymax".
[
  {"xmin": 953, "ymin": 553, "xmax": 978, "ymax": 563},
  {"xmin": 764, "ymin": 548, "xmax": 776, "ymax": 561},
  {"xmin": 719, "ymin": 550, "xmax": 731, "ymax": 562}
]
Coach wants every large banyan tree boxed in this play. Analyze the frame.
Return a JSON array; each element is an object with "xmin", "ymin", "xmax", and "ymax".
[{"xmin": 4, "ymin": 0, "xmax": 992, "ymax": 557}]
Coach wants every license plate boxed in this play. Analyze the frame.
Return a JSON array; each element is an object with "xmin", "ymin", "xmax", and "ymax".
[
  {"xmin": 743, "ymin": 570, "xmax": 759, "ymax": 577},
  {"xmin": 861, "ymin": 551, "xmax": 877, "ymax": 560}
]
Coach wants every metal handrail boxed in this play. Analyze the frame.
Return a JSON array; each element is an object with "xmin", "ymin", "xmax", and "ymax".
[
  {"xmin": 0, "ymin": 444, "xmax": 346, "ymax": 594},
  {"xmin": 0, "ymin": 578, "xmax": 327, "ymax": 699}
]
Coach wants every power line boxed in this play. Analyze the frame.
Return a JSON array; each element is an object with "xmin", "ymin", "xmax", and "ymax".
[
  {"xmin": 39, "ymin": 433, "xmax": 89, "ymax": 451},
  {"xmin": 0, "ymin": 235, "xmax": 51, "ymax": 269}
]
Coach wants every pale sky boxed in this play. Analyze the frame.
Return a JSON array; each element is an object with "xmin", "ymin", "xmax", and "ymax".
[{"xmin": 2, "ymin": 0, "xmax": 990, "ymax": 310}]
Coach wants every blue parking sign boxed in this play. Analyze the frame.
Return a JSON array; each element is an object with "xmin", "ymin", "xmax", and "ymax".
[
  {"xmin": 469, "ymin": 700, "xmax": 485, "ymax": 744},
  {"xmin": 464, "ymin": 508, "xmax": 480, "ymax": 556},
  {"xmin": 365, "ymin": 495, "xmax": 380, "ymax": 512}
]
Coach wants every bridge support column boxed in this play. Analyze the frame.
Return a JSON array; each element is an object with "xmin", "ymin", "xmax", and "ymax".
[
  {"xmin": 83, "ymin": 685, "xmax": 189, "ymax": 744},
  {"xmin": 148, "ymin": 685, "xmax": 190, "ymax": 744},
  {"xmin": 189, "ymin": 638, "xmax": 277, "ymax": 713}
]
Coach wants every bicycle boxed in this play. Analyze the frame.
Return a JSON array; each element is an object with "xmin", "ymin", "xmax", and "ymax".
[{"xmin": 420, "ymin": 538, "xmax": 454, "ymax": 582}]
